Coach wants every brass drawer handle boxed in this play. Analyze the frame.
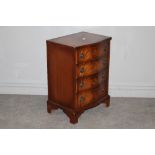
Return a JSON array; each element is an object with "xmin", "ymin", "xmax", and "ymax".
[
  {"xmin": 80, "ymin": 67, "xmax": 85, "ymax": 73},
  {"xmin": 80, "ymin": 53, "xmax": 84, "ymax": 59},
  {"xmin": 80, "ymin": 96, "xmax": 85, "ymax": 103},
  {"xmin": 80, "ymin": 81, "xmax": 84, "ymax": 88}
]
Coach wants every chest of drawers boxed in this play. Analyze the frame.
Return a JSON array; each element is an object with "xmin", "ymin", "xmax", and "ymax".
[{"xmin": 46, "ymin": 32, "xmax": 112, "ymax": 124}]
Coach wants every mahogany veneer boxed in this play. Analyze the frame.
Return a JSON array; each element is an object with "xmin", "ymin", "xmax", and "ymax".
[{"xmin": 46, "ymin": 32, "xmax": 112, "ymax": 124}]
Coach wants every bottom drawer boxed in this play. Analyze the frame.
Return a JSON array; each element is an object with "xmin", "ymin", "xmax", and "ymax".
[{"xmin": 77, "ymin": 86, "xmax": 107, "ymax": 108}]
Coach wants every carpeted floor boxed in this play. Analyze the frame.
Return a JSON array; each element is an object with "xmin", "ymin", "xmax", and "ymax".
[{"xmin": 0, "ymin": 95, "xmax": 155, "ymax": 129}]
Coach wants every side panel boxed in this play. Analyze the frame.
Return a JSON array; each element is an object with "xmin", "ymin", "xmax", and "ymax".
[{"xmin": 47, "ymin": 42, "xmax": 75, "ymax": 108}]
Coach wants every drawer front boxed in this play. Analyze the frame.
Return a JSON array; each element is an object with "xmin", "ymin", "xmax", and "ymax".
[
  {"xmin": 77, "ymin": 86, "xmax": 107, "ymax": 108},
  {"xmin": 76, "ymin": 71, "xmax": 107, "ymax": 92},
  {"xmin": 76, "ymin": 58, "xmax": 108, "ymax": 78},
  {"xmin": 77, "ymin": 41, "xmax": 109, "ymax": 63}
]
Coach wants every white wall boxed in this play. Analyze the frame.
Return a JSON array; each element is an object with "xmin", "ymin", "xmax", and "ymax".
[{"xmin": 0, "ymin": 26, "xmax": 155, "ymax": 97}]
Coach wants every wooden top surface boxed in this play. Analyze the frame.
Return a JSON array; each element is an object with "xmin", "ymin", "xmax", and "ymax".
[{"xmin": 47, "ymin": 32, "xmax": 111, "ymax": 47}]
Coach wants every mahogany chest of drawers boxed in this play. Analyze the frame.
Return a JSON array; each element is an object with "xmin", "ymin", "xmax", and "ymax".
[{"xmin": 46, "ymin": 32, "xmax": 112, "ymax": 124}]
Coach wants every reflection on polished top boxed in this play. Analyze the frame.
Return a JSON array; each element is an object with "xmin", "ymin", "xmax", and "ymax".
[{"xmin": 47, "ymin": 32, "xmax": 111, "ymax": 47}]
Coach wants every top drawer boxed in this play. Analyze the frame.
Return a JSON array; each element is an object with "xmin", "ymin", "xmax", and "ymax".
[{"xmin": 76, "ymin": 41, "xmax": 109, "ymax": 63}]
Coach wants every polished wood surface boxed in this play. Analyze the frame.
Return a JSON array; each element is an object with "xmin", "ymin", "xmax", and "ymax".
[
  {"xmin": 46, "ymin": 32, "xmax": 112, "ymax": 124},
  {"xmin": 77, "ymin": 86, "xmax": 107, "ymax": 108},
  {"xmin": 77, "ymin": 41, "xmax": 109, "ymax": 63},
  {"xmin": 76, "ymin": 58, "xmax": 108, "ymax": 78},
  {"xmin": 48, "ymin": 32, "xmax": 111, "ymax": 48},
  {"xmin": 47, "ymin": 42, "xmax": 75, "ymax": 108},
  {"xmin": 76, "ymin": 71, "xmax": 107, "ymax": 92}
]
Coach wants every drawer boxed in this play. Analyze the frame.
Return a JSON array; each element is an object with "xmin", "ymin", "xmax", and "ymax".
[
  {"xmin": 77, "ymin": 86, "xmax": 107, "ymax": 108},
  {"xmin": 76, "ymin": 41, "xmax": 109, "ymax": 63},
  {"xmin": 76, "ymin": 71, "xmax": 107, "ymax": 92},
  {"xmin": 76, "ymin": 58, "xmax": 108, "ymax": 78}
]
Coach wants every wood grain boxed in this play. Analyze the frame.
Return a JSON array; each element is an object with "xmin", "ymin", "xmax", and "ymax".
[
  {"xmin": 76, "ymin": 58, "xmax": 108, "ymax": 78},
  {"xmin": 77, "ymin": 41, "xmax": 109, "ymax": 63},
  {"xmin": 77, "ymin": 86, "xmax": 107, "ymax": 108},
  {"xmin": 47, "ymin": 42, "xmax": 75, "ymax": 108},
  {"xmin": 76, "ymin": 71, "xmax": 107, "ymax": 92},
  {"xmin": 47, "ymin": 32, "xmax": 111, "ymax": 48}
]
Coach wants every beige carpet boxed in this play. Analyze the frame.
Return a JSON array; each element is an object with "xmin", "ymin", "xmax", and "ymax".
[{"xmin": 0, "ymin": 95, "xmax": 155, "ymax": 128}]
